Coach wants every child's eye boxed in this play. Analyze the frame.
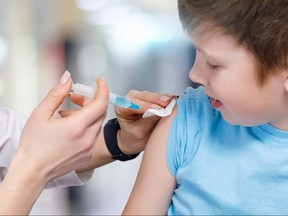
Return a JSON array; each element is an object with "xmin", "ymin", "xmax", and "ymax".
[{"xmin": 206, "ymin": 60, "xmax": 219, "ymax": 70}]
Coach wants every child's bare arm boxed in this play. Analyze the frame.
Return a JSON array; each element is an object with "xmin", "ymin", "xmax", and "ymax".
[{"xmin": 123, "ymin": 106, "xmax": 178, "ymax": 215}]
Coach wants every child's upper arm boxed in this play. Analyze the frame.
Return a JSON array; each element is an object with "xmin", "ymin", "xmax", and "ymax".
[{"xmin": 123, "ymin": 106, "xmax": 178, "ymax": 215}]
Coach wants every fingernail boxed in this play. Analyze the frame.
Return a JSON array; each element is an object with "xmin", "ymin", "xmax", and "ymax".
[
  {"xmin": 96, "ymin": 76, "xmax": 106, "ymax": 87},
  {"xmin": 150, "ymin": 104, "xmax": 162, "ymax": 110},
  {"xmin": 99, "ymin": 76, "xmax": 106, "ymax": 82},
  {"xmin": 160, "ymin": 96, "xmax": 171, "ymax": 102},
  {"xmin": 59, "ymin": 70, "xmax": 71, "ymax": 84}
]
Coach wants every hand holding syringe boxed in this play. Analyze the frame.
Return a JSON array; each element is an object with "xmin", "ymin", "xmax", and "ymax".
[{"xmin": 71, "ymin": 83, "xmax": 140, "ymax": 110}]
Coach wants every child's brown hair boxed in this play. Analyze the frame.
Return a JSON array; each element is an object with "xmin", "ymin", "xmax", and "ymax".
[{"xmin": 178, "ymin": 0, "xmax": 288, "ymax": 84}]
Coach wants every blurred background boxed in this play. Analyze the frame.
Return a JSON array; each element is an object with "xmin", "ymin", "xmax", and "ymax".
[{"xmin": 0, "ymin": 0, "xmax": 195, "ymax": 214}]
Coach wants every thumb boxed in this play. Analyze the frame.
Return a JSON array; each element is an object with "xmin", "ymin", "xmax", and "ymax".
[{"xmin": 35, "ymin": 71, "xmax": 72, "ymax": 120}]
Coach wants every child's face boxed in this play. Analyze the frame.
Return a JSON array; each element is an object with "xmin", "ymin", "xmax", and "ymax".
[{"xmin": 189, "ymin": 31, "xmax": 288, "ymax": 129}]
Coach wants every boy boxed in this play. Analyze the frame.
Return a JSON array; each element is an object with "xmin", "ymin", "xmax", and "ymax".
[{"xmin": 123, "ymin": 0, "xmax": 288, "ymax": 215}]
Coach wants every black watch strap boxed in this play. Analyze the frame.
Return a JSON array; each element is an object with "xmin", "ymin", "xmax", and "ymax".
[{"xmin": 104, "ymin": 118, "xmax": 140, "ymax": 161}]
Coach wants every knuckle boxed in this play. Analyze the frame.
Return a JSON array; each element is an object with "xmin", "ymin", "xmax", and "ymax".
[
  {"xmin": 68, "ymin": 126, "xmax": 85, "ymax": 140},
  {"xmin": 31, "ymin": 107, "xmax": 42, "ymax": 119},
  {"xmin": 95, "ymin": 101, "xmax": 108, "ymax": 115},
  {"xmin": 81, "ymin": 138, "xmax": 94, "ymax": 151},
  {"xmin": 127, "ymin": 89, "xmax": 139, "ymax": 97},
  {"xmin": 101, "ymin": 102, "xmax": 109, "ymax": 113},
  {"xmin": 47, "ymin": 88, "xmax": 60, "ymax": 100}
]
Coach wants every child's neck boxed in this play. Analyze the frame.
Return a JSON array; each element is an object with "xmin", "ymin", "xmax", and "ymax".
[{"xmin": 269, "ymin": 119, "xmax": 288, "ymax": 131}]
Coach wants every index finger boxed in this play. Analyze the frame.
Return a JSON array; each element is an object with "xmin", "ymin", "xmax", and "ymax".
[
  {"xmin": 126, "ymin": 90, "xmax": 174, "ymax": 111},
  {"xmin": 33, "ymin": 71, "xmax": 72, "ymax": 121}
]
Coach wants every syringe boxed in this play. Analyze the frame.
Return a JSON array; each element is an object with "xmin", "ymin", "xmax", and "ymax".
[{"xmin": 71, "ymin": 83, "xmax": 140, "ymax": 110}]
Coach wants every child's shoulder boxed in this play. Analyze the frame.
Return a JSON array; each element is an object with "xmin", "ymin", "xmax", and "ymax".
[{"xmin": 176, "ymin": 86, "xmax": 216, "ymax": 123}]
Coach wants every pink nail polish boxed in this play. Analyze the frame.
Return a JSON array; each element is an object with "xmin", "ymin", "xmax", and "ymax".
[{"xmin": 59, "ymin": 71, "xmax": 71, "ymax": 84}]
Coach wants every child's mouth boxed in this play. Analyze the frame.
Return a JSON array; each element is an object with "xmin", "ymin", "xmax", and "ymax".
[{"xmin": 210, "ymin": 97, "xmax": 223, "ymax": 109}]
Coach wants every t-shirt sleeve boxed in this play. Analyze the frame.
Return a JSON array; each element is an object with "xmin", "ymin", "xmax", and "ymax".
[
  {"xmin": 166, "ymin": 92, "xmax": 191, "ymax": 177},
  {"xmin": 166, "ymin": 87, "xmax": 211, "ymax": 177}
]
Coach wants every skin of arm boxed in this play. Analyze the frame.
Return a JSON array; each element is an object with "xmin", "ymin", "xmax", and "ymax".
[
  {"xmin": 0, "ymin": 75, "xmax": 109, "ymax": 215},
  {"xmin": 122, "ymin": 106, "xmax": 178, "ymax": 215},
  {"xmin": 0, "ymin": 151, "xmax": 47, "ymax": 215}
]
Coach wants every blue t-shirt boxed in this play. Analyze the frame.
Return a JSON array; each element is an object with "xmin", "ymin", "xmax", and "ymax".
[{"xmin": 166, "ymin": 87, "xmax": 288, "ymax": 215}]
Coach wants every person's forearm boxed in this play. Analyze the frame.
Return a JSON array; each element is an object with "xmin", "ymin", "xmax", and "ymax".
[{"xmin": 0, "ymin": 152, "xmax": 47, "ymax": 215}]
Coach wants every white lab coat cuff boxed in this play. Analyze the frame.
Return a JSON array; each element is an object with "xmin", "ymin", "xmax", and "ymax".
[{"xmin": 45, "ymin": 170, "xmax": 94, "ymax": 189}]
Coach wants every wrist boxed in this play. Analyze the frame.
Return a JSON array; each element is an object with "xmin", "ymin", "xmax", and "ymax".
[
  {"xmin": 104, "ymin": 118, "xmax": 140, "ymax": 161},
  {"xmin": 1, "ymin": 152, "xmax": 47, "ymax": 214},
  {"xmin": 12, "ymin": 150, "xmax": 49, "ymax": 186},
  {"xmin": 117, "ymin": 129, "xmax": 144, "ymax": 155}
]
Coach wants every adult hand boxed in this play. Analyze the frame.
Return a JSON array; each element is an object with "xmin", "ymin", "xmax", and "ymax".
[
  {"xmin": 18, "ymin": 71, "xmax": 109, "ymax": 183},
  {"xmin": 115, "ymin": 90, "xmax": 173, "ymax": 155},
  {"xmin": 0, "ymin": 71, "xmax": 108, "ymax": 215}
]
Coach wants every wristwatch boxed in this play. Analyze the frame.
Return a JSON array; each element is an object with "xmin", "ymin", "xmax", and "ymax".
[{"xmin": 104, "ymin": 118, "xmax": 140, "ymax": 161}]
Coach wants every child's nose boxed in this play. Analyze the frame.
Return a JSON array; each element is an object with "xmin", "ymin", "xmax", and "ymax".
[{"xmin": 189, "ymin": 64, "xmax": 206, "ymax": 87}]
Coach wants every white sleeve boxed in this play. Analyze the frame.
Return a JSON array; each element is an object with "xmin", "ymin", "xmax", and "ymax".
[
  {"xmin": 45, "ymin": 170, "xmax": 94, "ymax": 188},
  {"xmin": 0, "ymin": 107, "xmax": 93, "ymax": 187}
]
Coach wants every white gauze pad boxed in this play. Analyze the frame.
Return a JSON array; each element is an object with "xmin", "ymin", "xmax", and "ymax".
[{"xmin": 142, "ymin": 98, "xmax": 176, "ymax": 118}]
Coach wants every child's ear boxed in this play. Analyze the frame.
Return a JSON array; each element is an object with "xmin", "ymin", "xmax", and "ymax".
[{"xmin": 284, "ymin": 69, "xmax": 288, "ymax": 92}]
